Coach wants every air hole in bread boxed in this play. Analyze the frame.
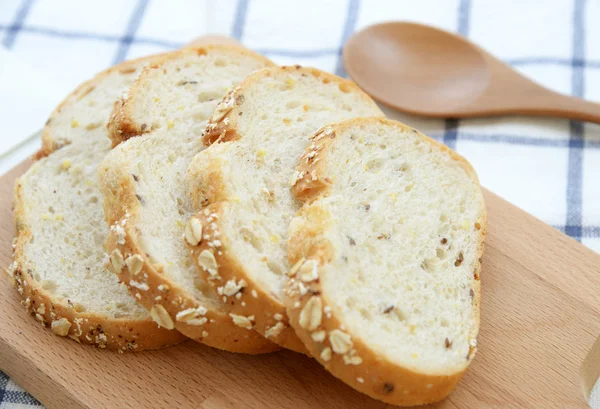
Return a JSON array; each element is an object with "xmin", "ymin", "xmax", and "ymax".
[
  {"xmin": 193, "ymin": 112, "xmax": 209, "ymax": 122},
  {"xmin": 422, "ymin": 259, "xmax": 436, "ymax": 273},
  {"xmin": 366, "ymin": 158, "xmax": 384, "ymax": 173},
  {"xmin": 240, "ymin": 227, "xmax": 263, "ymax": 252},
  {"xmin": 41, "ymin": 279, "xmax": 57, "ymax": 293},
  {"xmin": 286, "ymin": 100, "xmax": 302, "ymax": 109},
  {"xmin": 214, "ymin": 59, "xmax": 226, "ymax": 67},
  {"xmin": 436, "ymin": 248, "xmax": 447, "ymax": 260},
  {"xmin": 197, "ymin": 90, "xmax": 223, "ymax": 103}
]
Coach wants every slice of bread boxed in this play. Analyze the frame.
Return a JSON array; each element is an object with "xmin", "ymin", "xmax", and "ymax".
[
  {"xmin": 284, "ymin": 117, "xmax": 486, "ymax": 406},
  {"xmin": 38, "ymin": 56, "xmax": 162, "ymax": 158},
  {"xmin": 107, "ymin": 46, "xmax": 272, "ymax": 147},
  {"xmin": 99, "ymin": 46, "xmax": 279, "ymax": 354},
  {"xmin": 9, "ymin": 57, "xmax": 186, "ymax": 351},
  {"xmin": 185, "ymin": 66, "xmax": 383, "ymax": 352}
]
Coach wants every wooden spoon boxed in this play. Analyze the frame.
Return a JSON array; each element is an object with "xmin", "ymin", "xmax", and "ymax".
[{"xmin": 344, "ymin": 22, "xmax": 600, "ymax": 123}]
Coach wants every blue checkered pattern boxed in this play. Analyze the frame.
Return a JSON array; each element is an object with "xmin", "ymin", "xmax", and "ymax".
[{"xmin": 1, "ymin": 0, "xmax": 599, "ymax": 407}]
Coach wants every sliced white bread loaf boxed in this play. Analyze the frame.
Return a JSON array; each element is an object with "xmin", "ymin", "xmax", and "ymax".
[
  {"xmin": 185, "ymin": 66, "xmax": 383, "ymax": 352},
  {"xmin": 99, "ymin": 46, "xmax": 279, "ymax": 354},
  {"xmin": 9, "ymin": 57, "xmax": 186, "ymax": 351},
  {"xmin": 285, "ymin": 117, "xmax": 486, "ymax": 406},
  {"xmin": 38, "ymin": 56, "xmax": 162, "ymax": 158}
]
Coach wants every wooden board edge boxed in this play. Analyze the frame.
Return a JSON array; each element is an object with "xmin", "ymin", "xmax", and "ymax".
[{"xmin": 582, "ymin": 334, "xmax": 600, "ymax": 402}]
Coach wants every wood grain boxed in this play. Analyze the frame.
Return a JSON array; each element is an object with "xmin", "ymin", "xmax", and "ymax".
[{"xmin": 1, "ymin": 160, "xmax": 598, "ymax": 409}]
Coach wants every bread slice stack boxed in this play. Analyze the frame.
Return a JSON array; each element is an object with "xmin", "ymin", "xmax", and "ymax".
[
  {"xmin": 8, "ymin": 41, "xmax": 485, "ymax": 406},
  {"xmin": 285, "ymin": 117, "xmax": 485, "ymax": 406},
  {"xmin": 8, "ymin": 57, "xmax": 186, "ymax": 351},
  {"xmin": 182, "ymin": 67, "xmax": 485, "ymax": 405},
  {"xmin": 99, "ymin": 46, "xmax": 279, "ymax": 354}
]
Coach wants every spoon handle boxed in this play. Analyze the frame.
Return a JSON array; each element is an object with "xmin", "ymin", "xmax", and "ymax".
[{"xmin": 511, "ymin": 87, "xmax": 600, "ymax": 124}]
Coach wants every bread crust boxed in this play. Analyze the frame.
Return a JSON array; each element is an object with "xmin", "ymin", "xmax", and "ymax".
[
  {"xmin": 188, "ymin": 203, "xmax": 308, "ymax": 354},
  {"xmin": 37, "ymin": 55, "xmax": 162, "ymax": 159},
  {"xmin": 285, "ymin": 117, "xmax": 486, "ymax": 406},
  {"xmin": 11, "ymin": 179, "xmax": 186, "ymax": 352},
  {"xmin": 107, "ymin": 45, "xmax": 274, "ymax": 147},
  {"xmin": 185, "ymin": 66, "xmax": 384, "ymax": 354},
  {"xmin": 99, "ymin": 46, "xmax": 280, "ymax": 354}
]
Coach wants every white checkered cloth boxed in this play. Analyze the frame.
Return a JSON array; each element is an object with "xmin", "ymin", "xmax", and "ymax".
[{"xmin": 0, "ymin": 0, "xmax": 598, "ymax": 407}]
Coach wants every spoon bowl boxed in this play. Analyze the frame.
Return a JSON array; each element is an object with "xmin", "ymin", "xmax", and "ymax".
[{"xmin": 344, "ymin": 22, "xmax": 600, "ymax": 123}]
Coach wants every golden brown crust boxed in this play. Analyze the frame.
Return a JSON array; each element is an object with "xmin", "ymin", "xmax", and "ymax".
[
  {"xmin": 187, "ymin": 203, "xmax": 307, "ymax": 354},
  {"xmin": 285, "ymin": 117, "xmax": 486, "ymax": 405},
  {"xmin": 99, "ymin": 161, "xmax": 279, "ymax": 354},
  {"xmin": 291, "ymin": 125, "xmax": 337, "ymax": 202},
  {"xmin": 107, "ymin": 45, "xmax": 273, "ymax": 147},
  {"xmin": 10, "ymin": 179, "xmax": 186, "ymax": 352},
  {"xmin": 38, "ymin": 55, "xmax": 163, "ymax": 158}
]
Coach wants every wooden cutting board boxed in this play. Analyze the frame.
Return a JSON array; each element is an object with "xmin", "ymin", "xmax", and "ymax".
[{"xmin": 0, "ymin": 159, "xmax": 598, "ymax": 409}]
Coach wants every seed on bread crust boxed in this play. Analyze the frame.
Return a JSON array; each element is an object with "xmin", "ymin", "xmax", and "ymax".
[
  {"xmin": 125, "ymin": 254, "xmax": 143, "ymax": 275},
  {"xmin": 221, "ymin": 278, "xmax": 247, "ymax": 297},
  {"xmin": 299, "ymin": 260, "xmax": 318, "ymax": 282},
  {"xmin": 329, "ymin": 329, "xmax": 352, "ymax": 354},
  {"xmin": 109, "ymin": 249, "xmax": 124, "ymax": 273},
  {"xmin": 230, "ymin": 313, "xmax": 253, "ymax": 330},
  {"xmin": 198, "ymin": 249, "xmax": 218, "ymax": 276},
  {"xmin": 51, "ymin": 318, "xmax": 71, "ymax": 336},
  {"xmin": 150, "ymin": 304, "xmax": 174, "ymax": 329},
  {"xmin": 130, "ymin": 280, "xmax": 149, "ymax": 291},
  {"xmin": 185, "ymin": 217, "xmax": 203, "ymax": 245},
  {"xmin": 288, "ymin": 257, "xmax": 305, "ymax": 277},
  {"xmin": 265, "ymin": 322, "xmax": 285, "ymax": 338},
  {"xmin": 311, "ymin": 330, "xmax": 326, "ymax": 342},
  {"xmin": 320, "ymin": 347, "xmax": 332, "ymax": 361},
  {"xmin": 210, "ymin": 90, "xmax": 236, "ymax": 122},
  {"xmin": 299, "ymin": 296, "xmax": 322, "ymax": 330},
  {"xmin": 176, "ymin": 308, "xmax": 208, "ymax": 326},
  {"xmin": 343, "ymin": 355, "xmax": 363, "ymax": 365}
]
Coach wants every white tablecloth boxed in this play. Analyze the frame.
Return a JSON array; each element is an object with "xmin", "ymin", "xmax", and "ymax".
[{"xmin": 0, "ymin": 0, "xmax": 598, "ymax": 407}]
